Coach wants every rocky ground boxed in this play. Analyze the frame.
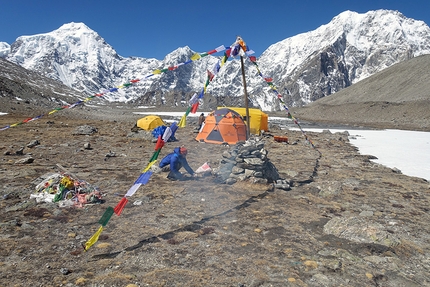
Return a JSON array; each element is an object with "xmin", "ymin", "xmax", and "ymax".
[{"xmin": 1, "ymin": 105, "xmax": 430, "ymax": 287}]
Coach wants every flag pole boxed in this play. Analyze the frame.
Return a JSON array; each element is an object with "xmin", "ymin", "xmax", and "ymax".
[{"xmin": 240, "ymin": 55, "xmax": 251, "ymax": 139}]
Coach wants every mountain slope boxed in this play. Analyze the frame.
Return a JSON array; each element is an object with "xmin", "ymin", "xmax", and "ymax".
[
  {"xmin": 291, "ymin": 54, "xmax": 430, "ymax": 131},
  {"xmin": 0, "ymin": 57, "xmax": 90, "ymax": 114},
  {"xmin": 250, "ymin": 10, "xmax": 430, "ymax": 108}
]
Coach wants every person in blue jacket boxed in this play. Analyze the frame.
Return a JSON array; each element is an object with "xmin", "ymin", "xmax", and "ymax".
[{"xmin": 159, "ymin": 146, "xmax": 195, "ymax": 180}]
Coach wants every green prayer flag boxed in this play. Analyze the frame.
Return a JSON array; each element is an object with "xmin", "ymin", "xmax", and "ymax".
[
  {"xmin": 98, "ymin": 206, "xmax": 114, "ymax": 226},
  {"xmin": 149, "ymin": 149, "xmax": 161, "ymax": 162}
]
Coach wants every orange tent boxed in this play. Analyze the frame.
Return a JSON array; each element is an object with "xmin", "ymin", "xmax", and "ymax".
[{"xmin": 195, "ymin": 108, "xmax": 248, "ymax": 144}]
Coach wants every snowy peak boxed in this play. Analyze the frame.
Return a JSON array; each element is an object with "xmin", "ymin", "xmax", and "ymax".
[
  {"xmin": 328, "ymin": 9, "xmax": 429, "ymax": 52},
  {"xmin": 0, "ymin": 42, "xmax": 10, "ymax": 57},
  {"xmin": 254, "ymin": 9, "xmax": 430, "ymax": 107},
  {"xmin": 2, "ymin": 10, "xmax": 430, "ymax": 110},
  {"xmin": 7, "ymin": 22, "xmax": 123, "ymax": 93}
]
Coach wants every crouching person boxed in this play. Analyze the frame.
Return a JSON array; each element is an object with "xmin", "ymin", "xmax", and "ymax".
[{"xmin": 159, "ymin": 147, "xmax": 195, "ymax": 181}]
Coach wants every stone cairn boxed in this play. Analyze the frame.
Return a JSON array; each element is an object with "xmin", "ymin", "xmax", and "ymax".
[{"xmin": 212, "ymin": 137, "xmax": 290, "ymax": 190}]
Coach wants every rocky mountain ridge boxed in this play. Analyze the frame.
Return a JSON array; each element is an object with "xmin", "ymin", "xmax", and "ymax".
[{"xmin": 2, "ymin": 9, "xmax": 430, "ymax": 111}]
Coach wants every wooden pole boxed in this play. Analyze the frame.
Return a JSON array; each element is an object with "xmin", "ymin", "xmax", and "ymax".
[{"xmin": 240, "ymin": 55, "xmax": 251, "ymax": 139}]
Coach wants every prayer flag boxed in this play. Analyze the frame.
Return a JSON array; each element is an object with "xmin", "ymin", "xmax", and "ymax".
[
  {"xmin": 170, "ymin": 122, "xmax": 178, "ymax": 135},
  {"xmin": 114, "ymin": 197, "xmax": 128, "ymax": 215},
  {"xmin": 22, "ymin": 118, "xmax": 33, "ymax": 123},
  {"xmin": 154, "ymin": 136, "xmax": 165, "ymax": 150},
  {"xmin": 178, "ymin": 114, "xmax": 186, "ymax": 128},
  {"xmin": 162, "ymin": 127, "xmax": 172, "ymax": 142},
  {"xmin": 185, "ymin": 106, "xmax": 192, "ymax": 117},
  {"xmin": 143, "ymin": 160, "xmax": 157, "ymax": 172},
  {"xmin": 198, "ymin": 89, "xmax": 204, "ymax": 99},
  {"xmin": 98, "ymin": 206, "xmax": 114, "ymax": 226},
  {"xmin": 135, "ymin": 171, "xmax": 153, "ymax": 185},
  {"xmin": 214, "ymin": 45, "xmax": 226, "ymax": 52},
  {"xmin": 125, "ymin": 183, "xmax": 141, "ymax": 197},
  {"xmin": 207, "ymin": 70, "xmax": 215, "ymax": 81},
  {"xmin": 191, "ymin": 53, "xmax": 201, "ymax": 61},
  {"xmin": 231, "ymin": 45, "xmax": 240, "ymax": 57},
  {"xmin": 191, "ymin": 102, "xmax": 199, "ymax": 114},
  {"xmin": 84, "ymin": 226, "xmax": 103, "ymax": 251},
  {"xmin": 149, "ymin": 149, "xmax": 161, "ymax": 162},
  {"xmin": 189, "ymin": 93, "xmax": 198, "ymax": 105}
]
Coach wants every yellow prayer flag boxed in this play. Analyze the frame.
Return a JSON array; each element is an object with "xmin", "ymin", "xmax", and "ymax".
[
  {"xmin": 153, "ymin": 69, "xmax": 161, "ymax": 74},
  {"xmin": 142, "ymin": 160, "xmax": 157, "ymax": 172},
  {"xmin": 84, "ymin": 225, "xmax": 103, "ymax": 251},
  {"xmin": 190, "ymin": 53, "xmax": 201, "ymax": 61},
  {"xmin": 178, "ymin": 114, "xmax": 186, "ymax": 128}
]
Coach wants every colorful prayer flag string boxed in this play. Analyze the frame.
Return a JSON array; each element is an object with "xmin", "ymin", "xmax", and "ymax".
[
  {"xmin": 247, "ymin": 55, "xmax": 321, "ymax": 154},
  {"xmin": 1, "ymin": 45, "xmax": 229, "ymax": 131}
]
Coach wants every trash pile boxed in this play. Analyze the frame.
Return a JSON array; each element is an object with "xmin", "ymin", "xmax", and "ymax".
[{"xmin": 31, "ymin": 172, "xmax": 102, "ymax": 208}]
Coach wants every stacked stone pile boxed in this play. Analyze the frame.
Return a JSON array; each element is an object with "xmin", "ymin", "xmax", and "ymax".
[{"xmin": 213, "ymin": 137, "xmax": 290, "ymax": 190}]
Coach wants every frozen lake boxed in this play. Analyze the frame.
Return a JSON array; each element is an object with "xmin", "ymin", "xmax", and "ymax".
[{"xmin": 287, "ymin": 127, "xmax": 430, "ymax": 182}]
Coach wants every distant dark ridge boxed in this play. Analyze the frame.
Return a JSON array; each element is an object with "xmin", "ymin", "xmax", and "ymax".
[
  {"xmin": 292, "ymin": 55, "xmax": 430, "ymax": 131},
  {"xmin": 0, "ymin": 58, "xmax": 96, "ymax": 114}
]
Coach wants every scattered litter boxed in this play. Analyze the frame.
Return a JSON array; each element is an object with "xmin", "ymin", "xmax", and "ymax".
[
  {"xmin": 195, "ymin": 162, "xmax": 212, "ymax": 174},
  {"xmin": 274, "ymin": 136, "xmax": 289, "ymax": 143},
  {"xmin": 31, "ymin": 164, "xmax": 103, "ymax": 208}
]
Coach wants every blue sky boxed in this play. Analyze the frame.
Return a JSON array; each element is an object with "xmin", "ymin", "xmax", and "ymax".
[{"xmin": 1, "ymin": 0, "xmax": 429, "ymax": 60}]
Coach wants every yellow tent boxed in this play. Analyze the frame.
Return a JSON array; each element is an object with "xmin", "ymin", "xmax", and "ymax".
[
  {"xmin": 136, "ymin": 115, "xmax": 165, "ymax": 131},
  {"xmin": 218, "ymin": 107, "xmax": 268, "ymax": 135}
]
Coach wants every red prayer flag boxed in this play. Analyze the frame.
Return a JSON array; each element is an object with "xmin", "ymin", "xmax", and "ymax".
[
  {"xmin": 154, "ymin": 136, "xmax": 165, "ymax": 150},
  {"xmin": 191, "ymin": 102, "xmax": 199, "ymax": 114},
  {"xmin": 114, "ymin": 197, "xmax": 128, "ymax": 216},
  {"xmin": 22, "ymin": 118, "xmax": 33, "ymax": 123},
  {"xmin": 207, "ymin": 70, "xmax": 214, "ymax": 81}
]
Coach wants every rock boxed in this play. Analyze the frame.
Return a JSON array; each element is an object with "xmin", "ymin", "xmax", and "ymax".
[
  {"xmin": 60, "ymin": 268, "xmax": 71, "ymax": 275},
  {"xmin": 15, "ymin": 146, "xmax": 25, "ymax": 155},
  {"xmin": 15, "ymin": 157, "xmax": 34, "ymax": 164},
  {"xmin": 359, "ymin": 210, "xmax": 374, "ymax": 217},
  {"xmin": 225, "ymin": 178, "xmax": 237, "ymax": 185},
  {"xmin": 73, "ymin": 125, "xmax": 98, "ymax": 135},
  {"xmin": 105, "ymin": 151, "xmax": 116, "ymax": 158},
  {"xmin": 27, "ymin": 140, "xmax": 40, "ymax": 148},
  {"xmin": 323, "ymin": 216, "xmax": 401, "ymax": 247}
]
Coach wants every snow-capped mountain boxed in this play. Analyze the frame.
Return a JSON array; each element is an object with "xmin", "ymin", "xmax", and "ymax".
[
  {"xmin": 250, "ymin": 9, "xmax": 430, "ymax": 108},
  {"xmin": 2, "ymin": 9, "xmax": 430, "ymax": 111}
]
